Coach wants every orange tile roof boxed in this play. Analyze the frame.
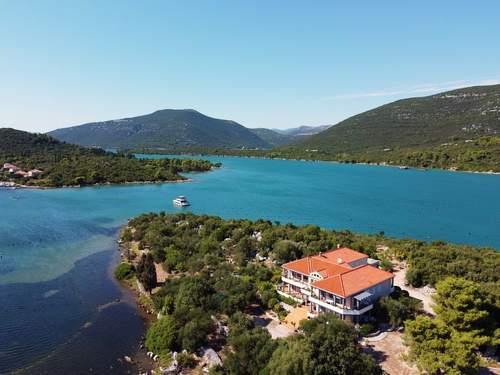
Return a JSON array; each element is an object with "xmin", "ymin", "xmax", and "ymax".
[
  {"xmin": 282, "ymin": 247, "xmax": 367, "ymax": 276},
  {"xmin": 283, "ymin": 256, "xmax": 347, "ymax": 277},
  {"xmin": 312, "ymin": 265, "xmax": 393, "ymax": 297},
  {"xmin": 282, "ymin": 247, "xmax": 393, "ymax": 297},
  {"xmin": 319, "ymin": 247, "xmax": 368, "ymax": 265}
]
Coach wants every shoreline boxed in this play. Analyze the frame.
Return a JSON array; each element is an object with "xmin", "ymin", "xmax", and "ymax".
[
  {"xmin": 140, "ymin": 151, "xmax": 500, "ymax": 175},
  {"xmin": 0, "ymin": 178, "xmax": 193, "ymax": 190},
  {"xmin": 113, "ymin": 234, "xmax": 158, "ymax": 373}
]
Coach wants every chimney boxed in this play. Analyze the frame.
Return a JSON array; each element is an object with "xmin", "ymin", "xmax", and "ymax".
[{"xmin": 337, "ymin": 244, "xmax": 340, "ymax": 249}]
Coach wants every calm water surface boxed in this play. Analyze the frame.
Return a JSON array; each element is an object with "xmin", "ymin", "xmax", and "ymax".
[{"xmin": 0, "ymin": 156, "xmax": 499, "ymax": 373}]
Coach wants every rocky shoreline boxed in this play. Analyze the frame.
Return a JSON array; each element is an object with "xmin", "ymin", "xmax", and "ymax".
[
  {"xmin": 0, "ymin": 178, "xmax": 192, "ymax": 190},
  {"xmin": 112, "ymin": 237, "xmax": 158, "ymax": 374}
]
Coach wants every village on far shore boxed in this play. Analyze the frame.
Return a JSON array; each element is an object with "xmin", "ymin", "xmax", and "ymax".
[
  {"xmin": 0, "ymin": 163, "xmax": 43, "ymax": 187},
  {"xmin": 2, "ymin": 162, "xmax": 43, "ymax": 179}
]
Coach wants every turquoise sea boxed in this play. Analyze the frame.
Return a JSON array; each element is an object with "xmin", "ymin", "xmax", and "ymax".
[{"xmin": 0, "ymin": 156, "xmax": 499, "ymax": 373}]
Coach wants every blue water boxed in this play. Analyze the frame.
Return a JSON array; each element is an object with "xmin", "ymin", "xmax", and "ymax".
[{"xmin": 0, "ymin": 156, "xmax": 499, "ymax": 373}]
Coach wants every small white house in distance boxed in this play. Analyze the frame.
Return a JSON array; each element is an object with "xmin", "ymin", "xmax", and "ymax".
[
  {"xmin": 2, "ymin": 163, "xmax": 20, "ymax": 173},
  {"xmin": 28, "ymin": 169, "xmax": 43, "ymax": 177}
]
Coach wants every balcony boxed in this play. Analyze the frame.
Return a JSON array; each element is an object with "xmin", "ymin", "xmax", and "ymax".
[
  {"xmin": 281, "ymin": 275, "xmax": 309, "ymax": 290},
  {"xmin": 309, "ymin": 296, "xmax": 373, "ymax": 316},
  {"xmin": 277, "ymin": 284, "xmax": 304, "ymax": 304}
]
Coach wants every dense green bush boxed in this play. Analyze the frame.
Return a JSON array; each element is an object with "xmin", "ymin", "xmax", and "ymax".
[
  {"xmin": 114, "ymin": 263, "xmax": 135, "ymax": 280},
  {"xmin": 145, "ymin": 316, "xmax": 178, "ymax": 355},
  {"xmin": 374, "ymin": 287, "xmax": 422, "ymax": 329},
  {"xmin": 404, "ymin": 277, "xmax": 495, "ymax": 374},
  {"xmin": 358, "ymin": 323, "xmax": 377, "ymax": 336},
  {"xmin": 263, "ymin": 314, "xmax": 381, "ymax": 375}
]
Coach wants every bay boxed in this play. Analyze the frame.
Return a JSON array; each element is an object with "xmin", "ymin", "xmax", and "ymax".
[{"xmin": 0, "ymin": 156, "xmax": 498, "ymax": 373}]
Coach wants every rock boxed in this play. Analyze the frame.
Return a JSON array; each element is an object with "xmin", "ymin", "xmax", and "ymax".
[
  {"xmin": 124, "ymin": 355, "xmax": 132, "ymax": 363},
  {"xmin": 199, "ymin": 347, "xmax": 222, "ymax": 368}
]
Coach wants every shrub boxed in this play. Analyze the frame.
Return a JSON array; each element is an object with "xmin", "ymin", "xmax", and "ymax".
[
  {"xmin": 177, "ymin": 352, "xmax": 197, "ymax": 369},
  {"xmin": 114, "ymin": 262, "xmax": 135, "ymax": 280},
  {"xmin": 145, "ymin": 316, "xmax": 178, "ymax": 355},
  {"xmin": 359, "ymin": 323, "xmax": 377, "ymax": 336}
]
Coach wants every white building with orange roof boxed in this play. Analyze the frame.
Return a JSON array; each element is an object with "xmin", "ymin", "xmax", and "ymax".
[{"xmin": 278, "ymin": 247, "xmax": 394, "ymax": 323}]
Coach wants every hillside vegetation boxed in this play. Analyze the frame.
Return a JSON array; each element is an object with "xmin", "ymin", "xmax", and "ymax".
[
  {"xmin": 0, "ymin": 128, "xmax": 216, "ymax": 187},
  {"xmin": 119, "ymin": 212, "xmax": 498, "ymax": 374},
  {"xmin": 49, "ymin": 109, "xmax": 271, "ymax": 150},
  {"xmin": 293, "ymin": 84, "xmax": 500, "ymax": 154},
  {"xmin": 122, "ymin": 85, "xmax": 500, "ymax": 172},
  {"xmin": 248, "ymin": 128, "xmax": 295, "ymax": 146}
]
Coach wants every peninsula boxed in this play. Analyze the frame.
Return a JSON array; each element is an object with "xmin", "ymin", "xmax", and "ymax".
[
  {"xmin": 116, "ymin": 212, "xmax": 499, "ymax": 374},
  {"xmin": 0, "ymin": 128, "xmax": 218, "ymax": 188}
]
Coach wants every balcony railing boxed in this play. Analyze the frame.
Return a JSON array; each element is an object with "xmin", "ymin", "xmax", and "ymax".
[
  {"xmin": 316, "ymin": 295, "xmax": 345, "ymax": 308},
  {"xmin": 309, "ymin": 296, "xmax": 373, "ymax": 316},
  {"xmin": 277, "ymin": 284, "xmax": 301, "ymax": 296}
]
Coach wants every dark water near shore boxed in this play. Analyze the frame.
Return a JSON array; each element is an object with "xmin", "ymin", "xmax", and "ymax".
[
  {"xmin": 0, "ymin": 156, "xmax": 499, "ymax": 373},
  {"xmin": 0, "ymin": 249, "xmax": 143, "ymax": 374}
]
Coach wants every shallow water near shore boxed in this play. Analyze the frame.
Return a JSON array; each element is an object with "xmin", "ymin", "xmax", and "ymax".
[{"xmin": 0, "ymin": 155, "xmax": 499, "ymax": 373}]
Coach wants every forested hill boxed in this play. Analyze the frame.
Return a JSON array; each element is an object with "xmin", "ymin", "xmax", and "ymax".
[
  {"xmin": 48, "ymin": 109, "xmax": 271, "ymax": 149},
  {"xmin": 0, "ymin": 128, "xmax": 215, "ymax": 187},
  {"xmin": 292, "ymin": 84, "xmax": 500, "ymax": 153},
  {"xmin": 0, "ymin": 128, "xmax": 105, "ymax": 166}
]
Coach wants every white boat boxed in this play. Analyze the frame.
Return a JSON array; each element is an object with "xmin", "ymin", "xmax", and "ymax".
[{"xmin": 173, "ymin": 196, "xmax": 190, "ymax": 207}]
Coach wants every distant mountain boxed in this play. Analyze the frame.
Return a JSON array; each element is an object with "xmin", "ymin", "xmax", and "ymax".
[
  {"xmin": 249, "ymin": 128, "xmax": 295, "ymax": 146},
  {"xmin": 249, "ymin": 125, "xmax": 331, "ymax": 146},
  {"xmin": 291, "ymin": 84, "xmax": 500, "ymax": 153},
  {"xmin": 273, "ymin": 125, "xmax": 331, "ymax": 137},
  {"xmin": 48, "ymin": 109, "xmax": 271, "ymax": 150}
]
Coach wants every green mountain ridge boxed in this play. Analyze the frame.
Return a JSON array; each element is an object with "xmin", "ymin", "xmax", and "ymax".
[
  {"xmin": 291, "ymin": 84, "xmax": 500, "ymax": 153},
  {"xmin": 48, "ymin": 109, "xmax": 272, "ymax": 149}
]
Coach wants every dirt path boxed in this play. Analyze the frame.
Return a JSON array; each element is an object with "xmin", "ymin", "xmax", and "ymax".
[
  {"xmin": 392, "ymin": 263, "xmax": 435, "ymax": 315},
  {"xmin": 364, "ymin": 331, "xmax": 418, "ymax": 375}
]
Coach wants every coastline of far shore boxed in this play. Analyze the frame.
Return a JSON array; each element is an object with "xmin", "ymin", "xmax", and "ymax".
[
  {"xmin": 140, "ymin": 151, "xmax": 500, "ymax": 175},
  {"xmin": 0, "ymin": 178, "xmax": 193, "ymax": 190}
]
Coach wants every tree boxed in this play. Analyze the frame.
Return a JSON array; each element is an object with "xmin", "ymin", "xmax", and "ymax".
[
  {"xmin": 145, "ymin": 315, "xmax": 178, "ymax": 355},
  {"xmin": 434, "ymin": 277, "xmax": 489, "ymax": 339},
  {"xmin": 403, "ymin": 277, "xmax": 492, "ymax": 374},
  {"xmin": 263, "ymin": 337, "xmax": 312, "ymax": 375},
  {"xmin": 234, "ymin": 237, "xmax": 255, "ymax": 266},
  {"xmin": 227, "ymin": 311, "xmax": 255, "ymax": 337},
  {"xmin": 163, "ymin": 245, "xmax": 184, "ymax": 272},
  {"xmin": 375, "ymin": 288, "xmax": 421, "ymax": 328},
  {"xmin": 224, "ymin": 327, "xmax": 277, "ymax": 375},
  {"xmin": 404, "ymin": 315, "xmax": 481, "ymax": 375},
  {"xmin": 176, "ymin": 308, "xmax": 213, "ymax": 352},
  {"xmin": 273, "ymin": 240, "xmax": 302, "ymax": 264},
  {"xmin": 175, "ymin": 277, "xmax": 214, "ymax": 311},
  {"xmin": 139, "ymin": 253, "xmax": 157, "ymax": 292},
  {"xmin": 300, "ymin": 314, "xmax": 381, "ymax": 375}
]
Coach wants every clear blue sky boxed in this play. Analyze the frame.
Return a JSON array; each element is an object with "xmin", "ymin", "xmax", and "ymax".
[{"xmin": 1, "ymin": 1, "xmax": 500, "ymax": 132}]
